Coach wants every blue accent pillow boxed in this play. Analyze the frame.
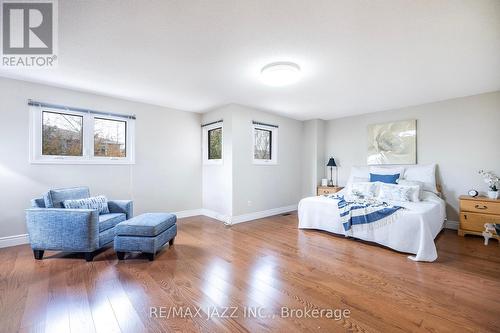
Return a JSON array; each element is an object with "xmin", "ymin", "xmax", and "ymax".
[{"xmin": 370, "ymin": 173, "xmax": 400, "ymax": 184}]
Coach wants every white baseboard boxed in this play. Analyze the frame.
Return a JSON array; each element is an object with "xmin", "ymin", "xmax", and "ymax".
[
  {"xmin": 200, "ymin": 209, "xmax": 232, "ymax": 224},
  {"xmin": 0, "ymin": 234, "xmax": 29, "ymax": 248},
  {"xmin": 444, "ymin": 220, "xmax": 459, "ymax": 230},
  {"xmin": 173, "ymin": 209, "xmax": 204, "ymax": 219},
  {"xmin": 229, "ymin": 205, "xmax": 297, "ymax": 225}
]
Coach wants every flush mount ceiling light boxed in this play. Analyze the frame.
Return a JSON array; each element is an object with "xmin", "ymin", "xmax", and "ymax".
[{"xmin": 260, "ymin": 62, "xmax": 301, "ymax": 86}]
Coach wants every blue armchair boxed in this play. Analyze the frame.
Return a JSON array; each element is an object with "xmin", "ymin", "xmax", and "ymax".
[{"xmin": 26, "ymin": 187, "xmax": 133, "ymax": 261}]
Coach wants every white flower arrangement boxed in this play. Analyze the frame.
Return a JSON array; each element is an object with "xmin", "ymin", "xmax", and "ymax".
[{"xmin": 479, "ymin": 170, "xmax": 499, "ymax": 192}]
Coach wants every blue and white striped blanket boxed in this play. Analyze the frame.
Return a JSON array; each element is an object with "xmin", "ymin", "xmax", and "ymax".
[{"xmin": 333, "ymin": 195, "xmax": 404, "ymax": 234}]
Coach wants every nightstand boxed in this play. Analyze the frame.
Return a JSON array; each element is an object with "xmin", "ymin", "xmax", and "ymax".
[
  {"xmin": 458, "ymin": 195, "xmax": 500, "ymax": 241},
  {"xmin": 317, "ymin": 186, "xmax": 343, "ymax": 196}
]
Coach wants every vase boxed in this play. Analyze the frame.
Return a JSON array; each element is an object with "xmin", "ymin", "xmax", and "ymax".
[{"xmin": 487, "ymin": 190, "xmax": 499, "ymax": 200}]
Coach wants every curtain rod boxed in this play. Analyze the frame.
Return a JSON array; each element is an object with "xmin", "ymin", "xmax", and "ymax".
[
  {"xmin": 252, "ymin": 120, "xmax": 279, "ymax": 128},
  {"xmin": 28, "ymin": 99, "xmax": 136, "ymax": 120},
  {"xmin": 201, "ymin": 119, "xmax": 223, "ymax": 127}
]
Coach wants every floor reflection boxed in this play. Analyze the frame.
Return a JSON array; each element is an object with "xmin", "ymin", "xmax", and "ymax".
[{"xmin": 200, "ymin": 260, "xmax": 231, "ymax": 308}]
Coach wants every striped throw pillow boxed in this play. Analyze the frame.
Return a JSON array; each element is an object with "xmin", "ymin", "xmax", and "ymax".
[{"xmin": 63, "ymin": 195, "xmax": 110, "ymax": 214}]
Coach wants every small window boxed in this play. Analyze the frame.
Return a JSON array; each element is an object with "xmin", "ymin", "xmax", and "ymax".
[
  {"xmin": 254, "ymin": 128, "xmax": 272, "ymax": 160},
  {"xmin": 208, "ymin": 127, "xmax": 222, "ymax": 160},
  {"xmin": 203, "ymin": 123, "xmax": 223, "ymax": 164},
  {"xmin": 42, "ymin": 111, "xmax": 83, "ymax": 156},
  {"xmin": 94, "ymin": 118, "xmax": 127, "ymax": 158},
  {"xmin": 252, "ymin": 124, "xmax": 278, "ymax": 165}
]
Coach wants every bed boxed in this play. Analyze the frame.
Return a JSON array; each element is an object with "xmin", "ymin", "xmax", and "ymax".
[{"xmin": 298, "ymin": 165, "xmax": 446, "ymax": 262}]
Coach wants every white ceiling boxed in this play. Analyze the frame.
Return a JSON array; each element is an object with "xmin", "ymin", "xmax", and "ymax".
[{"xmin": 1, "ymin": 0, "xmax": 499, "ymax": 120}]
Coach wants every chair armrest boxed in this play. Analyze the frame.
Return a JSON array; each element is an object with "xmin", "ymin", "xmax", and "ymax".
[
  {"xmin": 25, "ymin": 208, "xmax": 99, "ymax": 251},
  {"xmin": 108, "ymin": 200, "xmax": 133, "ymax": 219}
]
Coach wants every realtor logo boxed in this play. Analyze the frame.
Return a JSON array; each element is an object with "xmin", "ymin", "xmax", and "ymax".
[{"xmin": 1, "ymin": 0, "xmax": 58, "ymax": 67}]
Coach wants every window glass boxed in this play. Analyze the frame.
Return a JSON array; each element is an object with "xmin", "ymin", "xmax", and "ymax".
[
  {"xmin": 42, "ymin": 111, "xmax": 83, "ymax": 156},
  {"xmin": 254, "ymin": 128, "xmax": 272, "ymax": 160},
  {"xmin": 208, "ymin": 127, "xmax": 222, "ymax": 160},
  {"xmin": 94, "ymin": 118, "xmax": 127, "ymax": 157}
]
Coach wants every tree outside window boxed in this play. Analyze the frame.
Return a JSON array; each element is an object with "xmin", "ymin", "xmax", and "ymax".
[
  {"xmin": 254, "ymin": 128, "xmax": 272, "ymax": 160},
  {"xmin": 42, "ymin": 111, "xmax": 83, "ymax": 156},
  {"xmin": 208, "ymin": 127, "xmax": 222, "ymax": 160}
]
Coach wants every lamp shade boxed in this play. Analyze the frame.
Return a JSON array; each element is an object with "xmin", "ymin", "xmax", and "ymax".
[{"xmin": 327, "ymin": 157, "xmax": 336, "ymax": 167}]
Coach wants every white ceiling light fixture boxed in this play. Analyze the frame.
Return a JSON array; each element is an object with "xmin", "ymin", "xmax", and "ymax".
[{"xmin": 261, "ymin": 62, "xmax": 301, "ymax": 86}]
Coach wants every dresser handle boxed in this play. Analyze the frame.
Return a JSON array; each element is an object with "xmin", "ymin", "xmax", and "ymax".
[{"xmin": 475, "ymin": 204, "xmax": 488, "ymax": 210}]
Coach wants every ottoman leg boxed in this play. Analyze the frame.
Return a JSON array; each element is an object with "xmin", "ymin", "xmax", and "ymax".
[
  {"xmin": 117, "ymin": 251, "xmax": 126, "ymax": 260},
  {"xmin": 33, "ymin": 250, "xmax": 44, "ymax": 260},
  {"xmin": 169, "ymin": 237, "xmax": 175, "ymax": 246},
  {"xmin": 147, "ymin": 252, "xmax": 155, "ymax": 261},
  {"xmin": 85, "ymin": 252, "xmax": 94, "ymax": 262}
]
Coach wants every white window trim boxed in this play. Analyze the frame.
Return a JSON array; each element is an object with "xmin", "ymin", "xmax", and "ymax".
[
  {"xmin": 29, "ymin": 106, "xmax": 135, "ymax": 164},
  {"xmin": 202, "ymin": 122, "xmax": 223, "ymax": 165},
  {"xmin": 252, "ymin": 123, "xmax": 278, "ymax": 165}
]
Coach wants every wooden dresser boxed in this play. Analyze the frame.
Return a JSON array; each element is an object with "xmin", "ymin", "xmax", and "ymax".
[
  {"xmin": 317, "ymin": 186, "xmax": 343, "ymax": 196},
  {"xmin": 458, "ymin": 195, "xmax": 500, "ymax": 238}
]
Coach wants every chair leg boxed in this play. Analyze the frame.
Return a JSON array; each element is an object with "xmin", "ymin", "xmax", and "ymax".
[
  {"xmin": 116, "ymin": 251, "xmax": 125, "ymax": 260},
  {"xmin": 85, "ymin": 252, "xmax": 94, "ymax": 262},
  {"xmin": 33, "ymin": 250, "xmax": 44, "ymax": 260},
  {"xmin": 147, "ymin": 252, "xmax": 155, "ymax": 261},
  {"xmin": 169, "ymin": 237, "xmax": 175, "ymax": 246}
]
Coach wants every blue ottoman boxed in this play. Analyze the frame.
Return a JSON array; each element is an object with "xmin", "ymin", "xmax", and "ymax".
[{"xmin": 114, "ymin": 213, "xmax": 177, "ymax": 261}]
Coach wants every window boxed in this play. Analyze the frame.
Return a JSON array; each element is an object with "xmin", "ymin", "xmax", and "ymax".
[
  {"xmin": 254, "ymin": 128, "xmax": 272, "ymax": 160},
  {"xmin": 203, "ymin": 122, "xmax": 223, "ymax": 164},
  {"xmin": 94, "ymin": 118, "xmax": 127, "ymax": 158},
  {"xmin": 252, "ymin": 123, "xmax": 278, "ymax": 164},
  {"xmin": 42, "ymin": 111, "xmax": 83, "ymax": 156},
  {"xmin": 208, "ymin": 127, "xmax": 222, "ymax": 160},
  {"xmin": 30, "ymin": 106, "xmax": 135, "ymax": 164}
]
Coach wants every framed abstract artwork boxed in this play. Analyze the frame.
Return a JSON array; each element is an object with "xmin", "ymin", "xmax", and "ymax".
[{"xmin": 367, "ymin": 119, "xmax": 416, "ymax": 165}]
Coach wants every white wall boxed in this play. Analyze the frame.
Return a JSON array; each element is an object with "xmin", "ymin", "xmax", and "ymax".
[
  {"xmin": 316, "ymin": 121, "xmax": 326, "ymax": 187},
  {"xmin": 324, "ymin": 91, "xmax": 500, "ymax": 221},
  {"xmin": 230, "ymin": 104, "xmax": 303, "ymax": 216},
  {"xmin": 201, "ymin": 106, "xmax": 233, "ymax": 220},
  {"xmin": 0, "ymin": 77, "xmax": 202, "ymax": 238},
  {"xmin": 202, "ymin": 104, "xmax": 303, "ymax": 219},
  {"xmin": 301, "ymin": 119, "xmax": 326, "ymax": 197}
]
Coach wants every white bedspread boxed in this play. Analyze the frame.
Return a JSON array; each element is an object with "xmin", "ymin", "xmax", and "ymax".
[{"xmin": 298, "ymin": 190, "xmax": 446, "ymax": 262}]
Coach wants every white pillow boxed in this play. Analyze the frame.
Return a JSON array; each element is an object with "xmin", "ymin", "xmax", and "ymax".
[
  {"xmin": 403, "ymin": 164, "xmax": 437, "ymax": 193},
  {"xmin": 397, "ymin": 179, "xmax": 424, "ymax": 200},
  {"xmin": 352, "ymin": 176, "xmax": 369, "ymax": 183},
  {"xmin": 63, "ymin": 195, "xmax": 110, "ymax": 214},
  {"xmin": 345, "ymin": 176, "xmax": 370, "ymax": 196},
  {"xmin": 370, "ymin": 166, "xmax": 405, "ymax": 177},
  {"xmin": 347, "ymin": 166, "xmax": 370, "ymax": 185},
  {"xmin": 406, "ymin": 185, "xmax": 421, "ymax": 202},
  {"xmin": 378, "ymin": 183, "xmax": 420, "ymax": 202},
  {"xmin": 349, "ymin": 182, "xmax": 380, "ymax": 199}
]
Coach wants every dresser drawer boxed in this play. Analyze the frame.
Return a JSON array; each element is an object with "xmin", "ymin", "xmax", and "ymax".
[
  {"xmin": 460, "ymin": 199, "xmax": 500, "ymax": 215},
  {"xmin": 460, "ymin": 212, "xmax": 500, "ymax": 232}
]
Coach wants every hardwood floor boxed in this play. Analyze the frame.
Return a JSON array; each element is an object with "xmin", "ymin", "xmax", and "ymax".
[{"xmin": 1, "ymin": 212, "xmax": 500, "ymax": 333}]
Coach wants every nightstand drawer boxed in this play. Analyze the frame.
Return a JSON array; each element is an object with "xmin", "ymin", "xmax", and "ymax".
[
  {"xmin": 460, "ymin": 200, "xmax": 500, "ymax": 215},
  {"xmin": 460, "ymin": 212, "xmax": 500, "ymax": 232},
  {"xmin": 317, "ymin": 186, "xmax": 342, "ymax": 196},
  {"xmin": 318, "ymin": 188, "xmax": 334, "ymax": 195}
]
